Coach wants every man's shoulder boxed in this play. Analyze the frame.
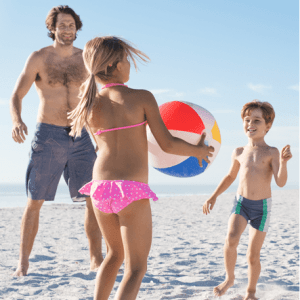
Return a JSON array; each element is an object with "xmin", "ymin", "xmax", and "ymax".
[
  {"xmin": 34, "ymin": 45, "xmax": 54, "ymax": 55},
  {"xmin": 24, "ymin": 47, "xmax": 52, "ymax": 68},
  {"xmin": 33, "ymin": 46, "xmax": 83, "ymax": 58},
  {"xmin": 73, "ymin": 46, "xmax": 83, "ymax": 54},
  {"xmin": 29, "ymin": 46, "xmax": 53, "ymax": 61}
]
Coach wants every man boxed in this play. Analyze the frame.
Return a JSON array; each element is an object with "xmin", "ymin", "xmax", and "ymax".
[{"xmin": 10, "ymin": 5, "xmax": 103, "ymax": 276}]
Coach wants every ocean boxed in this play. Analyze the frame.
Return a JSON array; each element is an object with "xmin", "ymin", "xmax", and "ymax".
[{"xmin": 0, "ymin": 183, "xmax": 298, "ymax": 208}]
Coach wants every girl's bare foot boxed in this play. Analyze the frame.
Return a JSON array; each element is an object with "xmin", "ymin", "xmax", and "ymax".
[
  {"xmin": 243, "ymin": 291, "xmax": 258, "ymax": 300},
  {"xmin": 213, "ymin": 278, "xmax": 234, "ymax": 297}
]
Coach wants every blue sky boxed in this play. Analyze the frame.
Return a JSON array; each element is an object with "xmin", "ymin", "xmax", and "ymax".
[{"xmin": 0, "ymin": 0, "xmax": 298, "ymax": 188}]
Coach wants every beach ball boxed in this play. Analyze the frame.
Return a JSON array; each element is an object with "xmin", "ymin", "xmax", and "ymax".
[{"xmin": 147, "ymin": 101, "xmax": 221, "ymax": 177}]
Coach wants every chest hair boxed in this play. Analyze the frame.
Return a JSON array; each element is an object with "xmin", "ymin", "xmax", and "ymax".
[{"xmin": 42, "ymin": 54, "xmax": 86, "ymax": 87}]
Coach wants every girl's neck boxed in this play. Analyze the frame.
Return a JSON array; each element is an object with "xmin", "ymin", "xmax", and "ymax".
[{"xmin": 101, "ymin": 83, "xmax": 128, "ymax": 90}]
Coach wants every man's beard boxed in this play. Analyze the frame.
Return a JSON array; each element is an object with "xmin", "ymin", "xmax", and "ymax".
[{"xmin": 56, "ymin": 33, "xmax": 76, "ymax": 46}]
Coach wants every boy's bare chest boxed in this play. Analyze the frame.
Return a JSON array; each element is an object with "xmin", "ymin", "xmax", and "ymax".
[
  {"xmin": 240, "ymin": 150, "xmax": 272, "ymax": 171},
  {"xmin": 37, "ymin": 54, "xmax": 87, "ymax": 87}
]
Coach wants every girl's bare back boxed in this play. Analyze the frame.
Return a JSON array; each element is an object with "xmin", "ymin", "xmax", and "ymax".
[{"xmin": 88, "ymin": 87, "xmax": 150, "ymax": 183}]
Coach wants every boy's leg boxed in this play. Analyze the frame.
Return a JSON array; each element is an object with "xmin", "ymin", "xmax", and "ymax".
[
  {"xmin": 85, "ymin": 197, "xmax": 103, "ymax": 271},
  {"xmin": 244, "ymin": 227, "xmax": 266, "ymax": 300},
  {"xmin": 214, "ymin": 214, "xmax": 248, "ymax": 297},
  {"xmin": 13, "ymin": 199, "xmax": 44, "ymax": 276}
]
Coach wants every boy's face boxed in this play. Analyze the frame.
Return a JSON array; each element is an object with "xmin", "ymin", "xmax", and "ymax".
[{"xmin": 243, "ymin": 108, "xmax": 271, "ymax": 139}]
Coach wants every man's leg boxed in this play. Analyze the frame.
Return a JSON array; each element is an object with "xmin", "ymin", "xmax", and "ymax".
[
  {"xmin": 13, "ymin": 198, "xmax": 44, "ymax": 276},
  {"xmin": 244, "ymin": 227, "xmax": 267, "ymax": 300},
  {"xmin": 214, "ymin": 214, "xmax": 248, "ymax": 297},
  {"xmin": 85, "ymin": 197, "xmax": 103, "ymax": 271}
]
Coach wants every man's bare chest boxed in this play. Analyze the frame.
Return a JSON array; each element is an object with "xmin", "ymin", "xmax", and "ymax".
[{"xmin": 37, "ymin": 56, "xmax": 87, "ymax": 87}]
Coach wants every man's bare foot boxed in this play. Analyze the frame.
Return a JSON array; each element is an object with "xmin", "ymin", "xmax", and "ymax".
[
  {"xmin": 90, "ymin": 257, "xmax": 104, "ymax": 271},
  {"xmin": 213, "ymin": 278, "xmax": 234, "ymax": 297},
  {"xmin": 243, "ymin": 292, "xmax": 258, "ymax": 300},
  {"xmin": 12, "ymin": 263, "xmax": 29, "ymax": 277}
]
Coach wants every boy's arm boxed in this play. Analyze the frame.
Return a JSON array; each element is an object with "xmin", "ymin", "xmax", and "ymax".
[
  {"xmin": 10, "ymin": 51, "xmax": 40, "ymax": 143},
  {"xmin": 271, "ymin": 145, "xmax": 292, "ymax": 187},
  {"xmin": 203, "ymin": 148, "xmax": 241, "ymax": 215}
]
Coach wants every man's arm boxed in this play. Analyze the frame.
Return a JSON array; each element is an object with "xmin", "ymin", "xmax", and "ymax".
[{"xmin": 10, "ymin": 52, "xmax": 40, "ymax": 143}]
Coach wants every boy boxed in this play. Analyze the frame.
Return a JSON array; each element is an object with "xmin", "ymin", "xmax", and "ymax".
[{"xmin": 202, "ymin": 100, "xmax": 292, "ymax": 300}]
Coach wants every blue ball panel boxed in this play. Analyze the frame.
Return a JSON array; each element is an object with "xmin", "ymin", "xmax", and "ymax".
[{"xmin": 154, "ymin": 157, "xmax": 208, "ymax": 177}]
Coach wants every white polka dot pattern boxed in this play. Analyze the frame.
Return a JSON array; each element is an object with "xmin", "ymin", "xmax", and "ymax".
[{"xmin": 79, "ymin": 180, "xmax": 158, "ymax": 213}]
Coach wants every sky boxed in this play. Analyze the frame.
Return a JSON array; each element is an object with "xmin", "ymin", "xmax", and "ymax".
[{"xmin": 0, "ymin": 0, "xmax": 298, "ymax": 189}]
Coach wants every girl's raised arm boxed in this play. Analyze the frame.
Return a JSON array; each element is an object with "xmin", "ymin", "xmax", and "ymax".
[{"xmin": 143, "ymin": 90, "xmax": 214, "ymax": 166}]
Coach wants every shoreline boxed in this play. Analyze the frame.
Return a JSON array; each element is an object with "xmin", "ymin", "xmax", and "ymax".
[{"xmin": 0, "ymin": 183, "xmax": 298, "ymax": 208}]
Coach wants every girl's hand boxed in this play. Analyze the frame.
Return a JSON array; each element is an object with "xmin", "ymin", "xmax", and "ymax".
[
  {"xmin": 196, "ymin": 133, "xmax": 214, "ymax": 167},
  {"xmin": 203, "ymin": 196, "xmax": 217, "ymax": 215},
  {"xmin": 281, "ymin": 145, "xmax": 292, "ymax": 162}
]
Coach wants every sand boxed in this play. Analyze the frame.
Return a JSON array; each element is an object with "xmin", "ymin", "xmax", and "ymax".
[{"xmin": 0, "ymin": 190, "xmax": 298, "ymax": 299}]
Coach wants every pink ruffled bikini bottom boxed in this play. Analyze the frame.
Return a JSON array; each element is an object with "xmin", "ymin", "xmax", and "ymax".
[{"xmin": 79, "ymin": 180, "xmax": 158, "ymax": 214}]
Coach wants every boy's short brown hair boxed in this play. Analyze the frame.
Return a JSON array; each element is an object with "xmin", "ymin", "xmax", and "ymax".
[{"xmin": 241, "ymin": 100, "xmax": 275, "ymax": 125}]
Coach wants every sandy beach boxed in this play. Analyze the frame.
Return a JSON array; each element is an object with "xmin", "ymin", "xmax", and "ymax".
[{"xmin": 0, "ymin": 189, "xmax": 298, "ymax": 299}]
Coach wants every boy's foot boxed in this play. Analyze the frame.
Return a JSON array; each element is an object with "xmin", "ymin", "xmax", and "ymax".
[
  {"xmin": 213, "ymin": 278, "xmax": 234, "ymax": 297},
  {"xmin": 12, "ymin": 262, "xmax": 29, "ymax": 277},
  {"xmin": 243, "ymin": 292, "xmax": 258, "ymax": 300}
]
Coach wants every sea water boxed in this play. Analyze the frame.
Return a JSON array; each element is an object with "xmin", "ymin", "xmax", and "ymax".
[{"xmin": 0, "ymin": 183, "xmax": 298, "ymax": 208}]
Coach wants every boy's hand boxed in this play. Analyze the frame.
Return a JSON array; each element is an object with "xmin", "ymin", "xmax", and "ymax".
[
  {"xmin": 203, "ymin": 196, "xmax": 217, "ymax": 215},
  {"xmin": 196, "ymin": 133, "xmax": 214, "ymax": 167},
  {"xmin": 281, "ymin": 145, "xmax": 292, "ymax": 162}
]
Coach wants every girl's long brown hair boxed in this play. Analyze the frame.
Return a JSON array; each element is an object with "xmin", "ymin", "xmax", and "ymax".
[{"xmin": 68, "ymin": 36, "xmax": 150, "ymax": 137}]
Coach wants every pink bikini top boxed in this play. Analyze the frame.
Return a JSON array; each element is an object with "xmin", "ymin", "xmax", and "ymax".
[{"xmin": 94, "ymin": 121, "xmax": 147, "ymax": 136}]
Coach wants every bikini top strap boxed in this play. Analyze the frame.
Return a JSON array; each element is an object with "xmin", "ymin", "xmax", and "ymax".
[{"xmin": 94, "ymin": 121, "xmax": 147, "ymax": 136}]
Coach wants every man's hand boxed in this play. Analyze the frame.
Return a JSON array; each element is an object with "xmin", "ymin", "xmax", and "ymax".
[
  {"xmin": 12, "ymin": 121, "xmax": 28, "ymax": 143},
  {"xmin": 203, "ymin": 196, "xmax": 217, "ymax": 215},
  {"xmin": 196, "ymin": 133, "xmax": 214, "ymax": 167},
  {"xmin": 280, "ymin": 145, "xmax": 292, "ymax": 163}
]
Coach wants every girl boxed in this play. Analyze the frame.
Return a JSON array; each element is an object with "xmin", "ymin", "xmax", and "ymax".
[{"xmin": 69, "ymin": 36, "xmax": 214, "ymax": 300}]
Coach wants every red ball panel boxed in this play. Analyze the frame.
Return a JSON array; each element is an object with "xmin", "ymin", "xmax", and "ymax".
[{"xmin": 159, "ymin": 101, "xmax": 205, "ymax": 134}]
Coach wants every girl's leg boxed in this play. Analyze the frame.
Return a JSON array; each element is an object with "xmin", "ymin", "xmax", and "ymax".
[
  {"xmin": 114, "ymin": 198, "xmax": 152, "ymax": 300},
  {"xmin": 85, "ymin": 197, "xmax": 103, "ymax": 271},
  {"xmin": 244, "ymin": 227, "xmax": 267, "ymax": 300},
  {"xmin": 214, "ymin": 214, "xmax": 248, "ymax": 297},
  {"xmin": 92, "ymin": 207, "xmax": 125, "ymax": 300}
]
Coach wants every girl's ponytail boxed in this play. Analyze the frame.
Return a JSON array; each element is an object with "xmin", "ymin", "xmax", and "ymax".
[
  {"xmin": 68, "ymin": 73, "xmax": 97, "ymax": 137},
  {"xmin": 69, "ymin": 36, "xmax": 150, "ymax": 137}
]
